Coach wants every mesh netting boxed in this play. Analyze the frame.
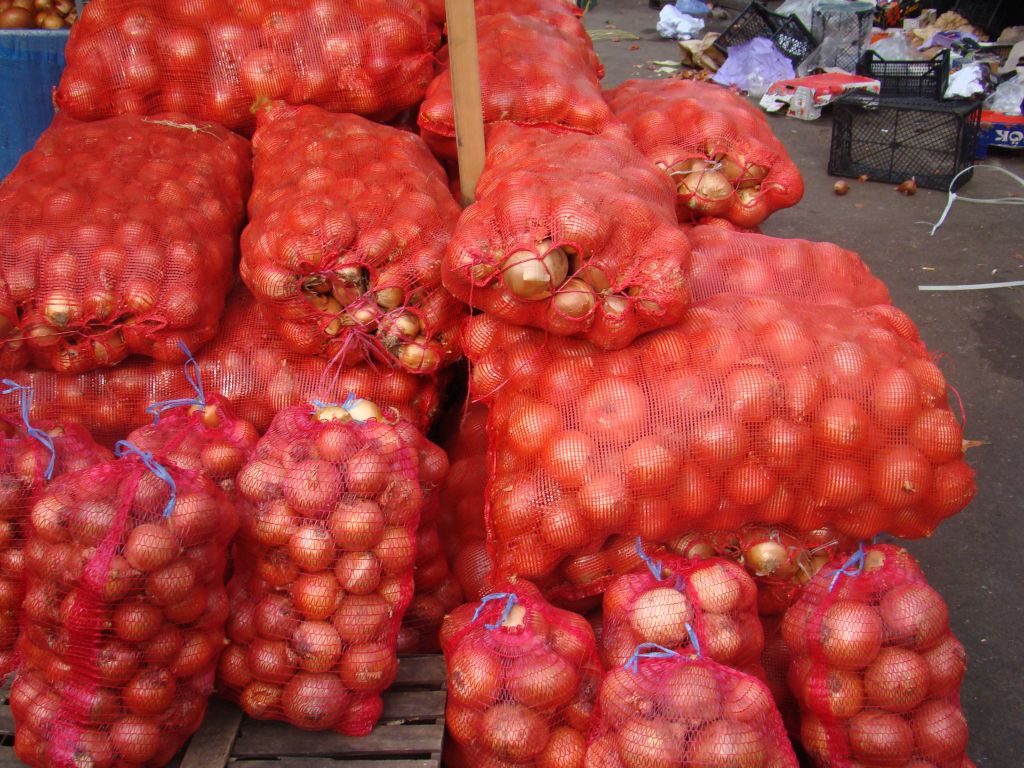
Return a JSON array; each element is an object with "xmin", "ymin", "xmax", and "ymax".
[
  {"xmin": 783, "ymin": 544, "xmax": 970, "ymax": 767},
  {"xmin": 56, "ymin": 0, "xmax": 437, "ymax": 133},
  {"xmin": 605, "ymin": 78, "xmax": 804, "ymax": 227},
  {"xmin": 418, "ymin": 14, "xmax": 615, "ymax": 161},
  {"xmin": 587, "ymin": 644, "xmax": 799, "ymax": 767},
  {"xmin": 444, "ymin": 124, "xmax": 692, "ymax": 350},
  {"xmin": 397, "ymin": 437, "xmax": 461, "ymax": 654},
  {"xmin": 217, "ymin": 401, "xmax": 426, "ymax": 735},
  {"xmin": 0, "ymin": 384, "xmax": 111, "ymax": 683},
  {"xmin": 441, "ymin": 580, "xmax": 602, "ymax": 767},
  {"xmin": 436, "ymin": 401, "xmax": 494, "ymax": 601},
  {"xmin": 11, "ymin": 287, "xmax": 444, "ymax": 447},
  {"xmin": 241, "ymin": 104, "xmax": 465, "ymax": 375},
  {"xmin": 688, "ymin": 226, "xmax": 891, "ymax": 309},
  {"xmin": 601, "ymin": 549, "xmax": 765, "ymax": 675},
  {"xmin": 12, "ymin": 446, "xmax": 237, "ymax": 767},
  {"xmin": 464, "ymin": 293, "xmax": 975, "ymax": 592},
  {"xmin": 0, "ymin": 114, "xmax": 250, "ymax": 375}
]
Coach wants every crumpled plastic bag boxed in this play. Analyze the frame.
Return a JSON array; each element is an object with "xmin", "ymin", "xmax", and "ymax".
[
  {"xmin": 869, "ymin": 31, "xmax": 930, "ymax": 60},
  {"xmin": 945, "ymin": 62, "xmax": 986, "ymax": 98},
  {"xmin": 657, "ymin": 5, "xmax": 705, "ymax": 40},
  {"xmin": 986, "ymin": 74, "xmax": 1024, "ymax": 116},
  {"xmin": 674, "ymin": 0, "xmax": 711, "ymax": 14},
  {"xmin": 712, "ymin": 38, "xmax": 796, "ymax": 92}
]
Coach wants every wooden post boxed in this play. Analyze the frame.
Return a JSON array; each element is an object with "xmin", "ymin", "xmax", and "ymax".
[{"xmin": 444, "ymin": 0, "xmax": 486, "ymax": 207}]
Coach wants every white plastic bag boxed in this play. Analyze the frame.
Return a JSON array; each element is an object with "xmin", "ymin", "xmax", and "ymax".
[
  {"xmin": 986, "ymin": 74, "xmax": 1024, "ymax": 116},
  {"xmin": 657, "ymin": 5, "xmax": 705, "ymax": 40},
  {"xmin": 712, "ymin": 38, "xmax": 796, "ymax": 91}
]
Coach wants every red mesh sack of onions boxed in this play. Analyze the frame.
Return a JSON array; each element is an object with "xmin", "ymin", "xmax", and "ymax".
[
  {"xmin": 0, "ymin": 114, "xmax": 250, "ymax": 375},
  {"xmin": 12, "ymin": 442, "xmax": 237, "ymax": 768},
  {"xmin": 444, "ymin": 124, "xmax": 692, "ymax": 350},
  {"xmin": 464, "ymin": 294, "xmax": 975, "ymax": 588},
  {"xmin": 587, "ymin": 642, "xmax": 799, "ymax": 768},
  {"xmin": 15, "ymin": 288, "xmax": 445, "ymax": 446},
  {"xmin": 688, "ymin": 226, "xmax": 891, "ymax": 309},
  {"xmin": 241, "ymin": 104, "xmax": 465, "ymax": 375},
  {"xmin": 783, "ymin": 543, "xmax": 971, "ymax": 768},
  {"xmin": 441, "ymin": 580, "xmax": 602, "ymax": 768},
  {"xmin": 600, "ymin": 543, "xmax": 764, "ymax": 676},
  {"xmin": 56, "ymin": 0, "xmax": 437, "ymax": 133},
  {"xmin": 418, "ymin": 14, "xmax": 615, "ymax": 161},
  {"xmin": 605, "ymin": 78, "xmax": 804, "ymax": 228},
  {"xmin": 436, "ymin": 401, "xmax": 494, "ymax": 601},
  {"xmin": 0, "ymin": 382, "xmax": 111, "ymax": 682},
  {"xmin": 217, "ymin": 398, "xmax": 429, "ymax": 735},
  {"xmin": 397, "ymin": 437, "xmax": 462, "ymax": 654}
]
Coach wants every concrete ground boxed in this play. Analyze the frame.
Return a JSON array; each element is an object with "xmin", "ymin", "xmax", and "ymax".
[{"xmin": 587, "ymin": 2, "xmax": 1024, "ymax": 765}]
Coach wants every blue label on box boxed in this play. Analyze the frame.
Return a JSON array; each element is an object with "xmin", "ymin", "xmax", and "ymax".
[{"xmin": 980, "ymin": 123, "xmax": 1024, "ymax": 149}]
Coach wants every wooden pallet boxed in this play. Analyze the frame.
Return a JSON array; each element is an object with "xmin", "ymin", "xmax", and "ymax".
[{"xmin": 0, "ymin": 655, "xmax": 445, "ymax": 768}]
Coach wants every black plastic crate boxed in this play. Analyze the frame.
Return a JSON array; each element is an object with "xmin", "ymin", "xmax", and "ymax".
[
  {"xmin": 714, "ymin": 1, "xmax": 817, "ymax": 65},
  {"xmin": 829, "ymin": 94, "xmax": 981, "ymax": 191},
  {"xmin": 858, "ymin": 49, "xmax": 951, "ymax": 100},
  {"xmin": 811, "ymin": 1, "xmax": 874, "ymax": 74}
]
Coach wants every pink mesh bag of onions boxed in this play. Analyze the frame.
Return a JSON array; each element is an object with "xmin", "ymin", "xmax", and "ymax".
[
  {"xmin": 464, "ymin": 293, "xmax": 975, "ymax": 594},
  {"xmin": 12, "ymin": 442, "xmax": 237, "ymax": 767},
  {"xmin": 605, "ymin": 78, "xmax": 804, "ymax": 228},
  {"xmin": 441, "ymin": 580, "xmax": 602, "ymax": 768},
  {"xmin": 0, "ymin": 114, "xmax": 250, "ymax": 375},
  {"xmin": 587, "ymin": 641, "xmax": 799, "ymax": 768},
  {"xmin": 418, "ymin": 13, "xmax": 614, "ymax": 161},
  {"xmin": 688, "ymin": 225, "xmax": 891, "ymax": 309},
  {"xmin": 783, "ymin": 543, "xmax": 971, "ymax": 768},
  {"xmin": 0, "ymin": 382, "xmax": 111, "ymax": 683},
  {"xmin": 12, "ymin": 288, "xmax": 445, "ymax": 446},
  {"xmin": 242, "ymin": 104, "xmax": 465, "ymax": 375},
  {"xmin": 600, "ymin": 543, "xmax": 764, "ymax": 676},
  {"xmin": 217, "ymin": 399, "xmax": 437, "ymax": 735},
  {"xmin": 444, "ymin": 124, "xmax": 692, "ymax": 350},
  {"xmin": 56, "ymin": 0, "xmax": 437, "ymax": 133}
]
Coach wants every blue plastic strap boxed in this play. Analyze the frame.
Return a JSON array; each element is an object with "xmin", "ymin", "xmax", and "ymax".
[
  {"xmin": 624, "ymin": 642, "xmax": 679, "ymax": 673},
  {"xmin": 145, "ymin": 342, "xmax": 205, "ymax": 423},
  {"xmin": 311, "ymin": 392, "xmax": 358, "ymax": 415},
  {"xmin": 1, "ymin": 379, "xmax": 56, "ymax": 480},
  {"xmin": 471, "ymin": 592, "xmax": 519, "ymax": 630},
  {"xmin": 686, "ymin": 622, "xmax": 702, "ymax": 658},
  {"xmin": 635, "ymin": 537, "xmax": 662, "ymax": 581},
  {"xmin": 114, "ymin": 441, "xmax": 177, "ymax": 518},
  {"xmin": 828, "ymin": 544, "xmax": 866, "ymax": 593}
]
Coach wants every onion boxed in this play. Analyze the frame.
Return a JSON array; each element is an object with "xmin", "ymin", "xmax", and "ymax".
[
  {"xmin": 802, "ymin": 665, "xmax": 864, "ymax": 719},
  {"xmin": 628, "ymin": 587, "xmax": 693, "ymax": 646},
  {"xmin": 481, "ymin": 702, "xmax": 550, "ymax": 762},
  {"xmin": 292, "ymin": 572, "xmax": 342, "ymax": 620},
  {"xmin": 818, "ymin": 600, "xmax": 884, "ymax": 670},
  {"xmin": 339, "ymin": 641, "xmax": 398, "ymax": 692},
  {"xmin": 507, "ymin": 650, "xmax": 579, "ymax": 710},
  {"xmin": 123, "ymin": 668, "xmax": 176, "ymax": 716},
  {"xmin": 863, "ymin": 647, "xmax": 930, "ymax": 713},
  {"xmin": 538, "ymin": 726, "xmax": 586, "ymax": 768},
  {"xmin": 449, "ymin": 644, "xmax": 501, "ymax": 708},
  {"xmin": 281, "ymin": 672, "xmax": 349, "ymax": 730},
  {"xmin": 662, "ymin": 664, "xmax": 721, "ymax": 723},
  {"xmin": 110, "ymin": 716, "xmax": 161, "ymax": 764},
  {"xmin": 288, "ymin": 525, "xmax": 335, "ymax": 572},
  {"xmin": 552, "ymin": 278, "xmax": 597, "ymax": 318},
  {"xmin": 330, "ymin": 500, "xmax": 385, "ymax": 551},
  {"xmin": 879, "ymin": 583, "xmax": 949, "ymax": 649},
  {"xmin": 291, "ymin": 620, "xmax": 342, "ymax": 673},
  {"xmin": 848, "ymin": 709, "xmax": 915, "ymax": 766},
  {"xmin": 686, "ymin": 718, "xmax": 766, "ymax": 768},
  {"xmin": 616, "ymin": 717, "xmax": 681, "ymax": 768},
  {"xmin": 921, "ymin": 634, "xmax": 966, "ymax": 698},
  {"xmin": 743, "ymin": 540, "xmax": 790, "ymax": 578},
  {"xmin": 910, "ymin": 698, "xmax": 969, "ymax": 764},
  {"xmin": 123, "ymin": 523, "xmax": 179, "ymax": 573},
  {"xmin": 240, "ymin": 680, "xmax": 282, "ymax": 719},
  {"xmin": 501, "ymin": 243, "xmax": 569, "ymax": 300},
  {"xmin": 688, "ymin": 561, "xmax": 749, "ymax": 614}
]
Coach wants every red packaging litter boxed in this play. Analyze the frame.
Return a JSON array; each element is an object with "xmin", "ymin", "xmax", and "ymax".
[
  {"xmin": 242, "ymin": 104, "xmax": 465, "ymax": 375},
  {"xmin": 0, "ymin": 382, "xmax": 111, "ymax": 682},
  {"xmin": 587, "ymin": 642, "xmax": 799, "ymax": 767},
  {"xmin": 441, "ymin": 580, "xmax": 602, "ymax": 768},
  {"xmin": 445, "ymin": 124, "xmax": 692, "ymax": 350},
  {"xmin": 12, "ymin": 443, "xmax": 237, "ymax": 767},
  {"xmin": 606, "ymin": 78, "xmax": 804, "ymax": 227},
  {"xmin": 218, "ymin": 399, "xmax": 427, "ymax": 735},
  {"xmin": 465, "ymin": 294, "xmax": 974, "ymax": 590},
  {"xmin": 56, "ymin": 0, "xmax": 437, "ymax": 132},
  {"xmin": 0, "ymin": 114, "xmax": 250, "ymax": 374},
  {"xmin": 784, "ymin": 544, "xmax": 971, "ymax": 768},
  {"xmin": 419, "ymin": 14, "xmax": 615, "ymax": 161}
]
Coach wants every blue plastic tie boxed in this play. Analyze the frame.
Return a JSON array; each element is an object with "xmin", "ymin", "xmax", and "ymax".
[
  {"xmin": 685, "ymin": 622, "xmax": 702, "ymax": 658},
  {"xmin": 1, "ymin": 380, "xmax": 56, "ymax": 480},
  {"xmin": 624, "ymin": 642, "xmax": 679, "ymax": 673},
  {"xmin": 145, "ymin": 342, "xmax": 205, "ymax": 423},
  {"xmin": 311, "ymin": 392, "xmax": 359, "ymax": 415},
  {"xmin": 471, "ymin": 592, "xmax": 519, "ymax": 630},
  {"xmin": 114, "ymin": 440, "xmax": 177, "ymax": 517},
  {"xmin": 635, "ymin": 537, "xmax": 663, "ymax": 581},
  {"xmin": 828, "ymin": 543, "xmax": 866, "ymax": 593}
]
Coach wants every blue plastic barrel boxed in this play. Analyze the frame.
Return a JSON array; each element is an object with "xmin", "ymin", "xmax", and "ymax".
[{"xmin": 0, "ymin": 28, "xmax": 72, "ymax": 182}]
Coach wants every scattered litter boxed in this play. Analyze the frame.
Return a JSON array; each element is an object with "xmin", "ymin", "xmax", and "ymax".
[
  {"xmin": 926, "ymin": 165, "xmax": 1024, "ymax": 235},
  {"xmin": 760, "ymin": 73, "xmax": 880, "ymax": 118},
  {"xmin": 918, "ymin": 280, "xmax": 1024, "ymax": 291},
  {"xmin": 712, "ymin": 38, "xmax": 794, "ymax": 93},
  {"xmin": 656, "ymin": 5, "xmax": 704, "ymax": 40},
  {"xmin": 679, "ymin": 32, "xmax": 724, "ymax": 72},
  {"xmin": 588, "ymin": 27, "xmax": 640, "ymax": 41},
  {"xmin": 945, "ymin": 62, "xmax": 986, "ymax": 99}
]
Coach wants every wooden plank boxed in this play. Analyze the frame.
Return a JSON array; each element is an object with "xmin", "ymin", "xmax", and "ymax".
[
  {"xmin": 232, "ymin": 722, "xmax": 444, "ymax": 759},
  {"xmin": 393, "ymin": 655, "xmax": 446, "ymax": 688},
  {"xmin": 180, "ymin": 698, "xmax": 243, "ymax": 768},
  {"xmin": 380, "ymin": 690, "xmax": 445, "ymax": 721},
  {"xmin": 444, "ymin": 0, "xmax": 486, "ymax": 206},
  {"xmin": 232, "ymin": 761, "xmax": 436, "ymax": 768}
]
